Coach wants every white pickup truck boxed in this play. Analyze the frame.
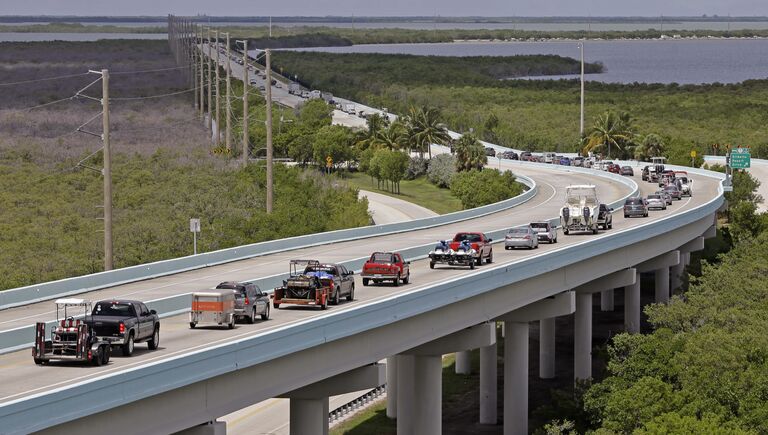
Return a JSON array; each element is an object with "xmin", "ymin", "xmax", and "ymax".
[{"xmin": 560, "ymin": 185, "xmax": 600, "ymax": 235}]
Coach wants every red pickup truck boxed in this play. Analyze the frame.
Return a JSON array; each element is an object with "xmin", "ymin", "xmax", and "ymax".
[
  {"xmin": 361, "ymin": 252, "xmax": 410, "ymax": 287},
  {"xmin": 449, "ymin": 232, "xmax": 494, "ymax": 266}
]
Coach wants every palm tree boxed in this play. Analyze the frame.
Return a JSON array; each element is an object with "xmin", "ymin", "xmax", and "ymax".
[
  {"xmin": 354, "ymin": 113, "xmax": 389, "ymax": 151},
  {"xmin": 372, "ymin": 121, "xmax": 407, "ymax": 151},
  {"xmin": 406, "ymin": 106, "xmax": 451, "ymax": 159},
  {"xmin": 583, "ymin": 111, "xmax": 633, "ymax": 159},
  {"xmin": 641, "ymin": 133, "xmax": 665, "ymax": 158},
  {"xmin": 453, "ymin": 133, "xmax": 487, "ymax": 171}
]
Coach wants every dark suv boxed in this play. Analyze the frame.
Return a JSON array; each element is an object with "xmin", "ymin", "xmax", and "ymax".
[
  {"xmin": 597, "ymin": 204, "xmax": 614, "ymax": 229},
  {"xmin": 216, "ymin": 281, "xmax": 270, "ymax": 323},
  {"xmin": 623, "ymin": 197, "xmax": 649, "ymax": 218}
]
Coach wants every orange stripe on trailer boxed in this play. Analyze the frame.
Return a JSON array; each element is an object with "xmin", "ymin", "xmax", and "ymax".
[{"xmin": 192, "ymin": 300, "xmax": 234, "ymax": 312}]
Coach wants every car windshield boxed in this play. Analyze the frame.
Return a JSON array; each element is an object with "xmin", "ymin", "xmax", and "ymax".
[
  {"xmin": 93, "ymin": 302, "xmax": 135, "ymax": 317},
  {"xmin": 454, "ymin": 233, "xmax": 482, "ymax": 242},
  {"xmin": 371, "ymin": 253, "xmax": 395, "ymax": 263}
]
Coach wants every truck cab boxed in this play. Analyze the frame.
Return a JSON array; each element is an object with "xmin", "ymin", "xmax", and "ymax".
[{"xmin": 88, "ymin": 300, "xmax": 160, "ymax": 356}]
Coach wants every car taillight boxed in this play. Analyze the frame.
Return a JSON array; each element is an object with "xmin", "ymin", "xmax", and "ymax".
[
  {"xmin": 119, "ymin": 323, "xmax": 125, "ymax": 334},
  {"xmin": 245, "ymin": 297, "xmax": 250, "ymax": 305},
  {"xmin": 524, "ymin": 235, "xmax": 531, "ymax": 239}
]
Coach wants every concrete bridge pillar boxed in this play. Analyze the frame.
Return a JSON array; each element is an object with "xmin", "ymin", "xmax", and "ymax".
[
  {"xmin": 504, "ymin": 321, "xmax": 529, "ymax": 435},
  {"xmin": 624, "ymin": 277, "xmax": 641, "ymax": 333},
  {"xmin": 386, "ymin": 356, "xmax": 398, "ymax": 419},
  {"xmin": 538, "ymin": 317, "xmax": 556, "ymax": 379},
  {"xmin": 671, "ymin": 261, "xmax": 685, "ymax": 291},
  {"xmin": 455, "ymin": 350, "xmax": 472, "ymax": 374},
  {"xmin": 655, "ymin": 267, "xmax": 670, "ymax": 303},
  {"xmin": 573, "ymin": 269, "xmax": 636, "ymax": 379},
  {"xmin": 600, "ymin": 289, "xmax": 614, "ymax": 311},
  {"xmin": 290, "ymin": 398, "xmax": 329, "ymax": 435},
  {"xmin": 479, "ymin": 342, "xmax": 498, "ymax": 424},
  {"xmin": 496, "ymin": 292, "xmax": 575, "ymax": 435},
  {"xmin": 399, "ymin": 323, "xmax": 496, "ymax": 432},
  {"xmin": 280, "ymin": 364, "xmax": 385, "ymax": 435},
  {"xmin": 574, "ymin": 292, "xmax": 593, "ymax": 381}
]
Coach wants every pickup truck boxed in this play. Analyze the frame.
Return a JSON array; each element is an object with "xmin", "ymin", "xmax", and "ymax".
[
  {"xmin": 449, "ymin": 232, "xmax": 493, "ymax": 266},
  {"xmin": 87, "ymin": 300, "xmax": 160, "ymax": 356},
  {"xmin": 304, "ymin": 262, "xmax": 355, "ymax": 305},
  {"xmin": 361, "ymin": 252, "xmax": 410, "ymax": 287}
]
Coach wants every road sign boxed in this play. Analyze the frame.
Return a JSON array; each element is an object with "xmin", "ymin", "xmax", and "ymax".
[
  {"xmin": 326, "ymin": 156, "xmax": 333, "ymax": 168},
  {"xmin": 731, "ymin": 150, "xmax": 751, "ymax": 169},
  {"xmin": 690, "ymin": 150, "xmax": 696, "ymax": 158},
  {"xmin": 190, "ymin": 218, "xmax": 201, "ymax": 233}
]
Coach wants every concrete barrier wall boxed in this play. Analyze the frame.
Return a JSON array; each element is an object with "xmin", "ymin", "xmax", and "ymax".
[
  {"xmin": 0, "ymin": 168, "xmax": 723, "ymax": 435},
  {"xmin": 0, "ymin": 175, "xmax": 537, "ymax": 311}
]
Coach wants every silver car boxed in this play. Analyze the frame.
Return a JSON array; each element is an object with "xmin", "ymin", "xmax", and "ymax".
[
  {"xmin": 656, "ymin": 190, "xmax": 673, "ymax": 205},
  {"xmin": 505, "ymin": 226, "xmax": 539, "ymax": 250},
  {"xmin": 646, "ymin": 194, "xmax": 667, "ymax": 210}
]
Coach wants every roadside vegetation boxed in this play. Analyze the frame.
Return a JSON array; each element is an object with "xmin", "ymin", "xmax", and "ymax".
[
  {"xmin": 0, "ymin": 40, "xmax": 368, "ymax": 291},
  {"xmin": 272, "ymin": 51, "xmax": 768, "ymax": 162}
]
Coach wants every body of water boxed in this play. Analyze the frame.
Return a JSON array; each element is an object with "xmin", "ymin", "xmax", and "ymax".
[
  {"xmin": 2, "ymin": 20, "xmax": 768, "ymax": 31},
  {"xmin": 0, "ymin": 32, "xmax": 168, "ymax": 42},
  {"xmin": 289, "ymin": 39, "xmax": 768, "ymax": 84}
]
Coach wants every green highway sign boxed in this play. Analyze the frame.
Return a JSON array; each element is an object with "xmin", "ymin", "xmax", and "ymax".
[{"xmin": 731, "ymin": 149, "xmax": 751, "ymax": 169}]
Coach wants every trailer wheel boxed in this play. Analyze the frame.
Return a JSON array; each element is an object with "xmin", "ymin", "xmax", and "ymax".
[
  {"xmin": 189, "ymin": 322, "xmax": 197, "ymax": 328},
  {"xmin": 148, "ymin": 326, "xmax": 159, "ymax": 350},
  {"xmin": 429, "ymin": 261, "xmax": 435, "ymax": 269},
  {"xmin": 475, "ymin": 256, "xmax": 482, "ymax": 266},
  {"xmin": 321, "ymin": 296, "xmax": 328, "ymax": 310},
  {"xmin": 470, "ymin": 261, "xmax": 475, "ymax": 270},
  {"xmin": 93, "ymin": 346, "xmax": 104, "ymax": 366},
  {"xmin": 34, "ymin": 358, "xmax": 45, "ymax": 365},
  {"xmin": 122, "ymin": 333, "xmax": 135, "ymax": 357},
  {"xmin": 362, "ymin": 278, "xmax": 369, "ymax": 286}
]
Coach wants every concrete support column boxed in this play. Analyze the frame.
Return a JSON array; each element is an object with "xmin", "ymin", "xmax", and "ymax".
[
  {"xmin": 539, "ymin": 317, "xmax": 556, "ymax": 379},
  {"xmin": 480, "ymin": 343, "xmax": 498, "ymax": 424},
  {"xmin": 412, "ymin": 355, "xmax": 442, "ymax": 435},
  {"xmin": 289, "ymin": 397, "xmax": 329, "ymax": 435},
  {"xmin": 600, "ymin": 289, "xmax": 614, "ymax": 311},
  {"xmin": 574, "ymin": 292, "xmax": 593, "ymax": 381},
  {"xmin": 624, "ymin": 277, "xmax": 641, "ymax": 333},
  {"xmin": 396, "ymin": 354, "xmax": 416, "ymax": 434},
  {"xmin": 455, "ymin": 350, "xmax": 472, "ymax": 374},
  {"xmin": 654, "ymin": 267, "xmax": 670, "ymax": 304},
  {"xmin": 386, "ymin": 356, "xmax": 397, "ymax": 419},
  {"xmin": 683, "ymin": 251, "xmax": 691, "ymax": 266},
  {"xmin": 671, "ymin": 260, "xmax": 685, "ymax": 291},
  {"xmin": 504, "ymin": 321, "xmax": 529, "ymax": 435}
]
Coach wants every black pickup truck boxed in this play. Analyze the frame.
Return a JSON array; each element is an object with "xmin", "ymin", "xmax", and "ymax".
[{"xmin": 86, "ymin": 300, "xmax": 160, "ymax": 356}]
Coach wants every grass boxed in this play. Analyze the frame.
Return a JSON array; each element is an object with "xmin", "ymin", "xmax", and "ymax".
[
  {"xmin": 341, "ymin": 172, "xmax": 464, "ymax": 215},
  {"xmin": 330, "ymin": 353, "xmax": 478, "ymax": 435}
]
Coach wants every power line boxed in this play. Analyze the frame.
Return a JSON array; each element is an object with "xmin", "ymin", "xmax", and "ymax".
[
  {"xmin": 0, "ymin": 96, "xmax": 74, "ymax": 112},
  {"xmin": 0, "ymin": 72, "xmax": 90, "ymax": 88},
  {"xmin": 111, "ymin": 65, "xmax": 189, "ymax": 75},
  {"xmin": 109, "ymin": 87, "xmax": 197, "ymax": 101}
]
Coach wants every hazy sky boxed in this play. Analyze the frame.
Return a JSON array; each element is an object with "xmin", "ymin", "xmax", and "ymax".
[{"xmin": 2, "ymin": 0, "xmax": 767, "ymax": 18}]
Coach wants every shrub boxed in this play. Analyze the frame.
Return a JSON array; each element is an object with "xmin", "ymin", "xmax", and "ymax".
[
  {"xmin": 405, "ymin": 156, "xmax": 428, "ymax": 180},
  {"xmin": 450, "ymin": 169, "xmax": 523, "ymax": 209},
  {"xmin": 427, "ymin": 153, "xmax": 456, "ymax": 187}
]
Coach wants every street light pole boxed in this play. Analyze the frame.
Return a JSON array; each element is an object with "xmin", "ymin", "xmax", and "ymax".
[
  {"xmin": 101, "ymin": 69, "xmax": 113, "ymax": 271},
  {"xmin": 225, "ymin": 32, "xmax": 232, "ymax": 152},
  {"xmin": 579, "ymin": 41, "xmax": 585, "ymax": 139},
  {"xmin": 238, "ymin": 40, "xmax": 249, "ymax": 167},
  {"xmin": 265, "ymin": 49, "xmax": 274, "ymax": 214}
]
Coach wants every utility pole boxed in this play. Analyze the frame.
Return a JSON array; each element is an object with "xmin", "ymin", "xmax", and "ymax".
[
  {"xmin": 579, "ymin": 41, "xmax": 585, "ymax": 138},
  {"xmin": 265, "ymin": 49, "xmax": 274, "ymax": 214},
  {"xmin": 193, "ymin": 21, "xmax": 199, "ymax": 113},
  {"xmin": 241, "ymin": 40, "xmax": 249, "ymax": 166},
  {"xmin": 225, "ymin": 32, "xmax": 232, "ymax": 152},
  {"xmin": 206, "ymin": 27, "xmax": 212, "ymax": 133},
  {"xmin": 101, "ymin": 69, "xmax": 113, "ymax": 271},
  {"xmin": 198, "ymin": 25, "xmax": 204, "ymax": 120},
  {"xmin": 215, "ymin": 29, "xmax": 221, "ymax": 144}
]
